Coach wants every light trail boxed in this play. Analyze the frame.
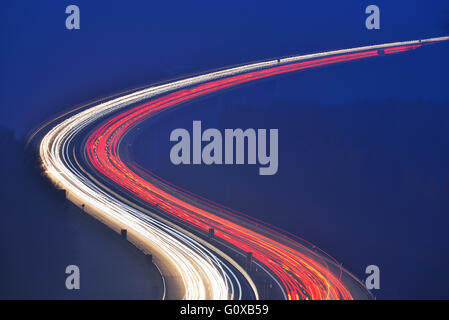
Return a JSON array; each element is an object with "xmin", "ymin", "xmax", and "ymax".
[
  {"xmin": 39, "ymin": 36, "xmax": 448, "ymax": 300},
  {"xmin": 40, "ymin": 107, "xmax": 254, "ymax": 300}
]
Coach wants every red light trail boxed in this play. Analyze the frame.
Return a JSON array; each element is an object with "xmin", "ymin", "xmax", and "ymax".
[{"xmin": 85, "ymin": 44, "xmax": 426, "ymax": 300}]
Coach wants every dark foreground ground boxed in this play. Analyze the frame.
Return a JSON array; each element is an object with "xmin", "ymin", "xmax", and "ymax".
[{"xmin": 0, "ymin": 128, "xmax": 163, "ymax": 299}]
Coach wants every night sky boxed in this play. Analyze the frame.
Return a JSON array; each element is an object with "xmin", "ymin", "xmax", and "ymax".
[{"xmin": 1, "ymin": 0, "xmax": 449, "ymax": 299}]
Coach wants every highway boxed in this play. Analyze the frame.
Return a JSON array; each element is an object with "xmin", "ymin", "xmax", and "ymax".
[{"xmin": 37, "ymin": 36, "xmax": 448, "ymax": 300}]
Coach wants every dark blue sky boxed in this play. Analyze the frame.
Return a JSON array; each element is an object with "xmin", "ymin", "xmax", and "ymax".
[
  {"xmin": 1, "ymin": 1, "xmax": 449, "ymax": 299},
  {"xmin": 1, "ymin": 0, "xmax": 448, "ymax": 137}
]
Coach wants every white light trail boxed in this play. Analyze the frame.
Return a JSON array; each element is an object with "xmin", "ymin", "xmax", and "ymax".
[{"xmin": 39, "ymin": 36, "xmax": 448, "ymax": 300}]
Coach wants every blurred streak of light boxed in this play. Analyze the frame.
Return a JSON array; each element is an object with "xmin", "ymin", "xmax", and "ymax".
[{"xmin": 39, "ymin": 36, "xmax": 448, "ymax": 300}]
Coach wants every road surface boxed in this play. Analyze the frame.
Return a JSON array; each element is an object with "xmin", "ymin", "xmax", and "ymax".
[{"xmin": 37, "ymin": 36, "xmax": 448, "ymax": 300}]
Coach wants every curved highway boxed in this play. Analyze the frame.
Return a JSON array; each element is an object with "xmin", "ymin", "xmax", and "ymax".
[{"xmin": 37, "ymin": 36, "xmax": 448, "ymax": 300}]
